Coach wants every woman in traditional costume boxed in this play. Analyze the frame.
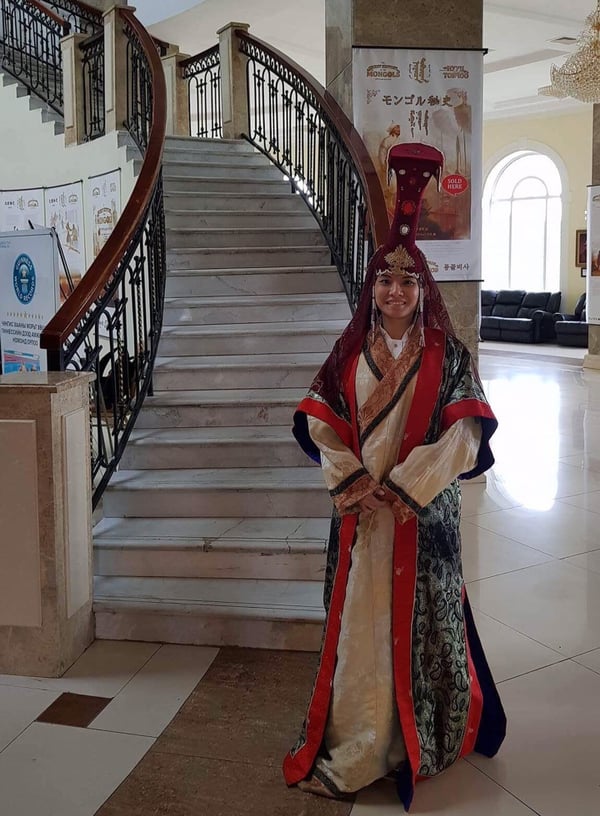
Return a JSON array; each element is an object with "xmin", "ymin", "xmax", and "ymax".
[{"xmin": 283, "ymin": 143, "xmax": 506, "ymax": 810}]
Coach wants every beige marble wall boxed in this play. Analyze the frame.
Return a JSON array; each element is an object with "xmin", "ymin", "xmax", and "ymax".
[
  {"xmin": 353, "ymin": 0, "xmax": 482, "ymax": 48},
  {"xmin": 438, "ymin": 281, "xmax": 480, "ymax": 361},
  {"xmin": 585, "ymin": 105, "xmax": 600, "ymax": 367},
  {"xmin": 326, "ymin": 0, "xmax": 354, "ymax": 117},
  {"xmin": 0, "ymin": 373, "xmax": 94, "ymax": 677}
]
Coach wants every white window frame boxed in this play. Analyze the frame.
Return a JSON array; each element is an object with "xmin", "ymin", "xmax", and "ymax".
[{"xmin": 483, "ymin": 140, "xmax": 569, "ymax": 294}]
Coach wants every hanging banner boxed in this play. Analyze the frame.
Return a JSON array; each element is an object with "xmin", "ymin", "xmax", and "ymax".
[
  {"xmin": 352, "ymin": 48, "xmax": 483, "ymax": 281},
  {"xmin": 44, "ymin": 182, "xmax": 86, "ymax": 296},
  {"xmin": 0, "ymin": 189, "xmax": 45, "ymax": 232},
  {"xmin": 586, "ymin": 185, "xmax": 600, "ymax": 325},
  {"xmin": 0, "ymin": 229, "xmax": 60, "ymax": 374},
  {"xmin": 88, "ymin": 169, "xmax": 121, "ymax": 260}
]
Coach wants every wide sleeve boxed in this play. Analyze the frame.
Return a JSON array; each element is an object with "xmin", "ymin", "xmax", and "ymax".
[
  {"xmin": 384, "ymin": 416, "xmax": 482, "ymax": 513},
  {"xmin": 307, "ymin": 416, "xmax": 379, "ymax": 515}
]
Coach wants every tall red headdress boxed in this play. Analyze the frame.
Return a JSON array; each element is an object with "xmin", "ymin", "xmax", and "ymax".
[{"xmin": 303, "ymin": 143, "xmax": 456, "ymax": 418}]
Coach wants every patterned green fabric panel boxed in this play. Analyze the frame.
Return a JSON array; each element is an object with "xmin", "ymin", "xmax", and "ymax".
[
  {"xmin": 411, "ymin": 481, "xmax": 471, "ymax": 776},
  {"xmin": 425, "ymin": 336, "xmax": 487, "ymax": 445}
]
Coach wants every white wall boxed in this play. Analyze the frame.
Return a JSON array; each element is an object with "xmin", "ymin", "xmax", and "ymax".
[{"xmin": 0, "ymin": 73, "xmax": 139, "ymax": 272}]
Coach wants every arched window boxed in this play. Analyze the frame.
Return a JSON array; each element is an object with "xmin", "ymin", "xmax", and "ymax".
[{"xmin": 482, "ymin": 150, "xmax": 562, "ymax": 291}]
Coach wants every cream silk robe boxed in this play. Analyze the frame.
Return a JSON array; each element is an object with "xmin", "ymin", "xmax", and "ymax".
[{"xmin": 308, "ymin": 328, "xmax": 480, "ymax": 794}]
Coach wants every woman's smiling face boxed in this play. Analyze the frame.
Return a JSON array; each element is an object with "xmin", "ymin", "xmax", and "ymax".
[{"xmin": 374, "ymin": 273, "xmax": 420, "ymax": 326}]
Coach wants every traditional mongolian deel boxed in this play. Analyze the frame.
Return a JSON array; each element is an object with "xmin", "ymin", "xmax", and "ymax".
[{"xmin": 283, "ymin": 143, "xmax": 506, "ymax": 810}]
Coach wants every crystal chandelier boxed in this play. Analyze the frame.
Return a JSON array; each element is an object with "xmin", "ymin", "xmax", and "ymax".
[{"xmin": 539, "ymin": 1, "xmax": 600, "ymax": 103}]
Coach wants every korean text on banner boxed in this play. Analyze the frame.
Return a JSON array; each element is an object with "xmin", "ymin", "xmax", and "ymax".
[
  {"xmin": 0, "ymin": 229, "xmax": 60, "ymax": 374},
  {"xmin": 352, "ymin": 48, "xmax": 483, "ymax": 281}
]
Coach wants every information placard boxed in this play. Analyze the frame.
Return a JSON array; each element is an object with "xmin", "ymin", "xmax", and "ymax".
[
  {"xmin": 0, "ymin": 189, "xmax": 45, "ymax": 232},
  {"xmin": 0, "ymin": 229, "xmax": 60, "ymax": 373},
  {"xmin": 352, "ymin": 48, "xmax": 483, "ymax": 280}
]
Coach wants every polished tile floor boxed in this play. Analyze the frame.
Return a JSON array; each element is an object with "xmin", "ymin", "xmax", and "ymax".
[{"xmin": 1, "ymin": 349, "xmax": 600, "ymax": 815}]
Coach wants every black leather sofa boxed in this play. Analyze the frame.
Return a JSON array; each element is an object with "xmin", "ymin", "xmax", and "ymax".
[
  {"xmin": 554, "ymin": 293, "xmax": 588, "ymax": 348},
  {"xmin": 480, "ymin": 290, "xmax": 562, "ymax": 343}
]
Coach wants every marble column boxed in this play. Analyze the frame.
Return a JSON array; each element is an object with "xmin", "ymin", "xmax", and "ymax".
[
  {"xmin": 326, "ymin": 0, "xmax": 483, "ymax": 357},
  {"xmin": 0, "ymin": 372, "xmax": 94, "ymax": 677},
  {"xmin": 584, "ymin": 105, "xmax": 600, "ymax": 369}
]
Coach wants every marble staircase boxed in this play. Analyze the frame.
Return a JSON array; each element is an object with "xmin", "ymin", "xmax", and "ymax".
[{"xmin": 93, "ymin": 136, "xmax": 351, "ymax": 650}]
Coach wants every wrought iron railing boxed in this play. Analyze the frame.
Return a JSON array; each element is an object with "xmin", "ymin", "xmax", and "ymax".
[
  {"xmin": 125, "ymin": 16, "xmax": 154, "ymax": 152},
  {"xmin": 237, "ymin": 31, "xmax": 388, "ymax": 309},
  {"xmin": 42, "ymin": 0, "xmax": 102, "ymax": 35},
  {"xmin": 80, "ymin": 30, "xmax": 104, "ymax": 140},
  {"xmin": 181, "ymin": 45, "xmax": 222, "ymax": 139},
  {"xmin": 41, "ymin": 7, "xmax": 167, "ymax": 507},
  {"xmin": 0, "ymin": 0, "xmax": 70, "ymax": 114}
]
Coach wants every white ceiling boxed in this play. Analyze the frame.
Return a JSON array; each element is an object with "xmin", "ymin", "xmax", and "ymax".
[{"xmin": 143, "ymin": 0, "xmax": 598, "ymax": 120}]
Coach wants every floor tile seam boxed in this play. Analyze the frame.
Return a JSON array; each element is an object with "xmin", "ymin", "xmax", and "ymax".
[
  {"xmin": 462, "ymin": 516, "xmax": 559, "ymax": 553},
  {"xmin": 567, "ymin": 656, "xmax": 600, "ymax": 677},
  {"xmin": 0, "ymin": 714, "xmax": 53, "ymax": 757},
  {"xmin": 95, "ymin": 643, "xmax": 164, "ymax": 703},
  {"xmin": 465, "ymin": 556, "xmax": 559, "ymax": 587},
  {"xmin": 87, "ymin": 724, "xmax": 161, "ymax": 740},
  {"xmin": 464, "ymin": 559, "xmax": 557, "ymax": 584},
  {"xmin": 555, "ymin": 497, "xmax": 600, "ymax": 516},
  {"xmin": 461, "ymin": 520, "xmax": 564, "ymax": 556},
  {"xmin": 570, "ymin": 645, "xmax": 600, "ymax": 659},
  {"xmin": 468, "ymin": 605, "xmax": 568, "ymax": 657},
  {"xmin": 461, "ymin": 500, "xmax": 524, "ymax": 519},
  {"xmin": 462, "ymin": 758, "xmax": 543, "ymax": 815},
  {"xmin": 482, "ymin": 539, "xmax": 600, "ymax": 561},
  {"xmin": 496, "ymin": 657, "xmax": 571, "ymax": 685},
  {"xmin": 87, "ymin": 648, "xmax": 221, "ymax": 738},
  {"xmin": 148, "ymin": 746, "xmax": 278, "ymax": 768},
  {"xmin": 558, "ymin": 548, "xmax": 600, "ymax": 567}
]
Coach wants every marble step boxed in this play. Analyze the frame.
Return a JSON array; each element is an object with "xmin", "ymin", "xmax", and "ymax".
[
  {"xmin": 120, "ymin": 426, "xmax": 311, "ymax": 469},
  {"xmin": 166, "ymin": 245, "xmax": 331, "ymax": 269},
  {"xmin": 162, "ymin": 292, "xmax": 348, "ymax": 324},
  {"xmin": 163, "ymin": 152, "xmax": 268, "ymax": 167},
  {"xmin": 164, "ymin": 136, "xmax": 256, "ymax": 153},
  {"xmin": 163, "ymin": 191, "xmax": 308, "ymax": 212},
  {"xmin": 135, "ymin": 387, "xmax": 305, "ymax": 429},
  {"xmin": 152, "ymin": 351, "xmax": 326, "ymax": 390},
  {"xmin": 165, "ymin": 265, "xmax": 341, "ymax": 297},
  {"xmin": 166, "ymin": 226, "xmax": 326, "ymax": 249},
  {"xmin": 163, "ymin": 160, "xmax": 282, "ymax": 180},
  {"xmin": 165, "ymin": 209, "xmax": 316, "ymax": 229},
  {"xmin": 158, "ymin": 319, "xmax": 347, "ymax": 355},
  {"xmin": 94, "ymin": 576, "xmax": 324, "ymax": 650},
  {"xmin": 102, "ymin": 467, "xmax": 332, "ymax": 518},
  {"xmin": 93, "ymin": 517, "xmax": 328, "ymax": 581},
  {"xmin": 163, "ymin": 175, "xmax": 290, "ymax": 194}
]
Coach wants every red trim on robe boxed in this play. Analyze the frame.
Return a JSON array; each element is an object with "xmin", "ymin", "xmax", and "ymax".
[
  {"xmin": 458, "ymin": 585, "xmax": 484, "ymax": 758},
  {"xmin": 296, "ymin": 397, "xmax": 353, "ymax": 449},
  {"xmin": 441, "ymin": 398, "xmax": 496, "ymax": 432},
  {"xmin": 282, "ymin": 513, "xmax": 358, "ymax": 784},
  {"xmin": 391, "ymin": 328, "xmax": 446, "ymax": 786}
]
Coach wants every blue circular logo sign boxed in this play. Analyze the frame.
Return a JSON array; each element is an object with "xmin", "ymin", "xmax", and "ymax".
[{"xmin": 13, "ymin": 254, "xmax": 36, "ymax": 305}]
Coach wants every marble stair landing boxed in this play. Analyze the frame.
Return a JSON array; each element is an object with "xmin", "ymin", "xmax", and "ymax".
[{"xmin": 93, "ymin": 136, "xmax": 347, "ymax": 650}]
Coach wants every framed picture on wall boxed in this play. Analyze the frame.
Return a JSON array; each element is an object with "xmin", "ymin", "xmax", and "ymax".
[{"xmin": 576, "ymin": 229, "xmax": 587, "ymax": 267}]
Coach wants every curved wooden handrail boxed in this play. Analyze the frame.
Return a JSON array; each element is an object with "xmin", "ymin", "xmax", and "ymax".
[
  {"xmin": 65, "ymin": 0, "xmax": 101, "ymax": 18},
  {"xmin": 236, "ymin": 29, "xmax": 389, "ymax": 247},
  {"xmin": 40, "ymin": 7, "xmax": 167, "ymax": 352},
  {"xmin": 27, "ymin": 0, "xmax": 71, "ymax": 31}
]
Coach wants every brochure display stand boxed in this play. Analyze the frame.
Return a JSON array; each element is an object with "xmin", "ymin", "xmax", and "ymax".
[{"xmin": 0, "ymin": 228, "xmax": 60, "ymax": 373}]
